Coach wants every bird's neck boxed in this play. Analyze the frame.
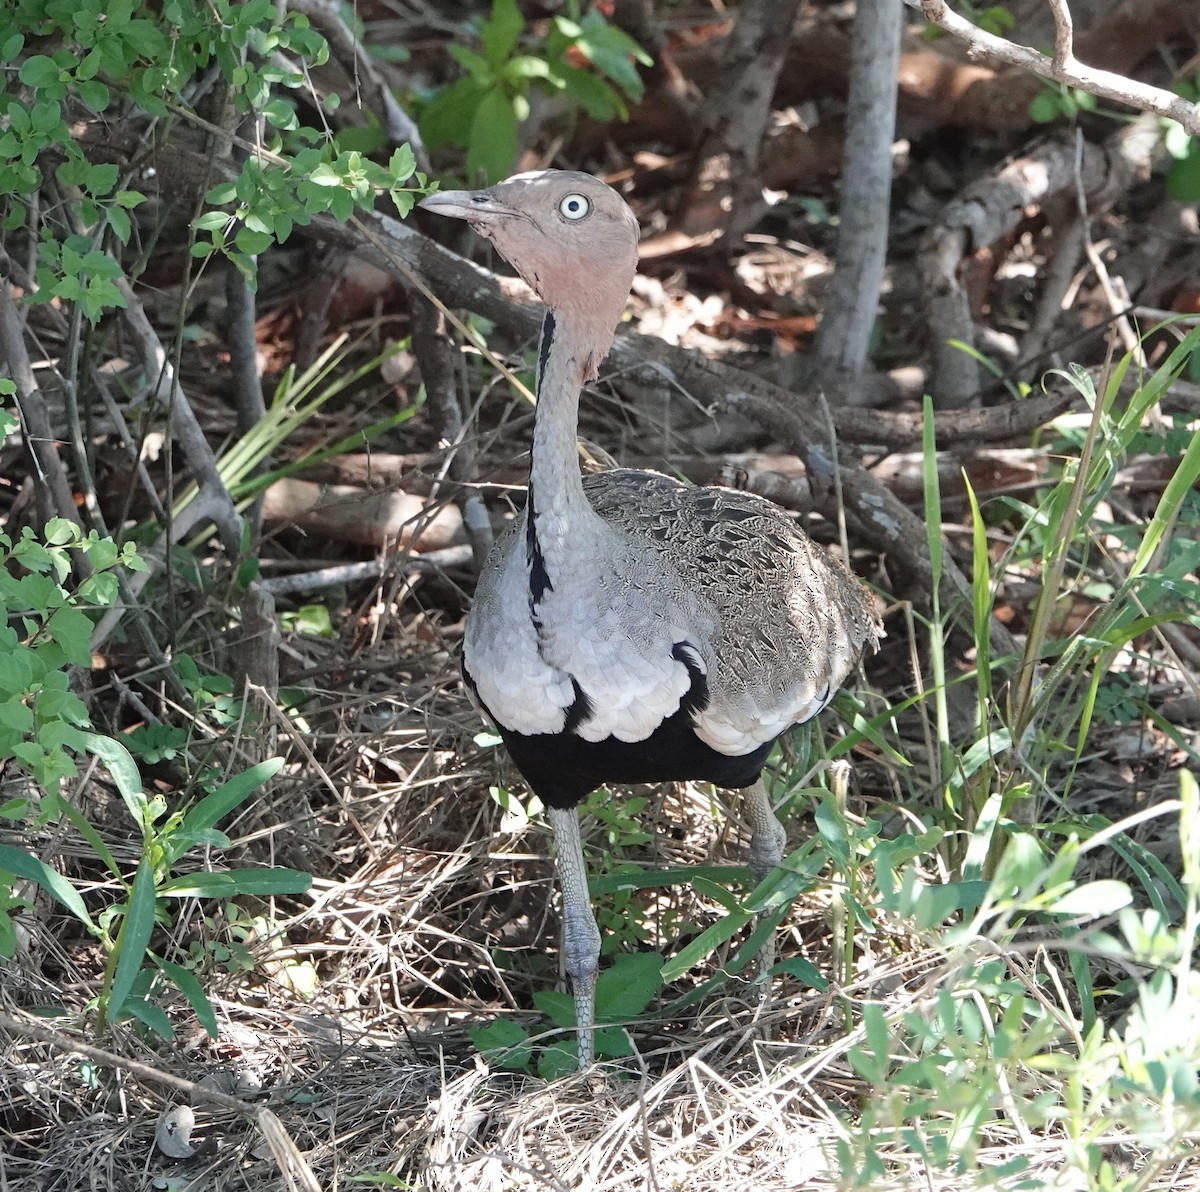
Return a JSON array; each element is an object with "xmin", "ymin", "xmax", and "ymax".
[{"xmin": 527, "ymin": 309, "xmax": 608, "ymax": 576}]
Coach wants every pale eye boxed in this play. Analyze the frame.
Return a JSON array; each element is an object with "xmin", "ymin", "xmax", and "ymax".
[{"xmin": 559, "ymin": 193, "xmax": 590, "ymax": 220}]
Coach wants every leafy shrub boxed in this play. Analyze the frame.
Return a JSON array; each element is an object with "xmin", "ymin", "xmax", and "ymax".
[
  {"xmin": 0, "ymin": 401, "xmax": 311, "ymax": 1037},
  {"xmin": 419, "ymin": 0, "xmax": 650, "ymax": 183}
]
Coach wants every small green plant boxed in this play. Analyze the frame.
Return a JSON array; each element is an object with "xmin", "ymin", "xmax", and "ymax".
[
  {"xmin": 823, "ymin": 321, "xmax": 1200, "ymax": 1185},
  {"xmin": 471, "ymin": 950, "xmax": 662, "ymax": 1078},
  {"xmin": 835, "ymin": 773, "xmax": 1200, "ymax": 1190},
  {"xmin": 419, "ymin": 0, "xmax": 650, "ymax": 183},
  {"xmin": 1030, "ymin": 81, "xmax": 1100, "ymax": 123},
  {"xmin": 471, "ymin": 780, "xmax": 836, "ymax": 1074},
  {"xmin": 0, "ymin": 746, "xmax": 310, "ymax": 1038},
  {"xmin": 2, "ymin": 0, "xmax": 432, "ymax": 321},
  {"xmin": 0, "ymin": 399, "xmax": 310, "ymax": 1037},
  {"xmin": 0, "ymin": 405, "xmax": 146, "ymax": 795}
]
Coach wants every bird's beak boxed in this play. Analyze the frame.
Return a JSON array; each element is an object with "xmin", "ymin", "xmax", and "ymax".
[{"xmin": 419, "ymin": 189, "xmax": 509, "ymax": 223}]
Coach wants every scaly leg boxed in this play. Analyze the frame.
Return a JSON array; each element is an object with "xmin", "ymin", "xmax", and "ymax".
[
  {"xmin": 547, "ymin": 805, "xmax": 601, "ymax": 1070},
  {"xmin": 742, "ymin": 779, "xmax": 786, "ymax": 980},
  {"xmin": 744, "ymin": 778, "xmax": 786, "ymax": 882}
]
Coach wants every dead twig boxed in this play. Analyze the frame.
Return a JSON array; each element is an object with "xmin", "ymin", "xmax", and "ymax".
[{"xmin": 911, "ymin": 0, "xmax": 1200, "ymax": 134}]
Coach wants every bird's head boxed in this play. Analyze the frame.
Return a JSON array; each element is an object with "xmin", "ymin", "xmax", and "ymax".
[{"xmin": 420, "ymin": 170, "xmax": 640, "ymax": 361}]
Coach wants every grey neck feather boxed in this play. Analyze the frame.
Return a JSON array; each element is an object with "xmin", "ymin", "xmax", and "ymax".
[{"xmin": 527, "ymin": 310, "xmax": 608, "ymax": 584}]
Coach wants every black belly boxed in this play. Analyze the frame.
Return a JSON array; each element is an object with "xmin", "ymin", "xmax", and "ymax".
[
  {"xmin": 463, "ymin": 646, "xmax": 779, "ymax": 809},
  {"xmin": 486, "ymin": 698, "xmax": 777, "ymax": 810}
]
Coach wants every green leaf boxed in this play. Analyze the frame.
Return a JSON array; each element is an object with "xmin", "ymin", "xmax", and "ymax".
[
  {"xmin": 43, "ymin": 518, "xmax": 77, "ymax": 546},
  {"xmin": 469, "ymin": 1018, "xmax": 532, "ymax": 1070},
  {"xmin": 419, "ymin": 78, "xmax": 485, "ymax": 151},
  {"xmin": 158, "ymin": 866, "xmax": 310, "ymax": 898},
  {"xmin": 661, "ymin": 905, "xmax": 749, "ymax": 982},
  {"xmin": 0, "ymin": 843, "xmax": 96, "ymax": 931},
  {"xmin": 18, "ymin": 55, "xmax": 60, "ymax": 89},
  {"xmin": 593, "ymin": 1025, "xmax": 633, "ymax": 1059},
  {"xmin": 467, "ymin": 88, "xmax": 517, "ymax": 183},
  {"xmin": 106, "ymin": 857, "xmax": 158, "ymax": 1021},
  {"xmin": 222, "ymin": 866, "xmax": 312, "ymax": 896},
  {"xmin": 570, "ymin": 14, "xmax": 649, "ymax": 102},
  {"xmin": 85, "ymin": 163, "xmax": 118, "ymax": 197},
  {"xmin": 82, "ymin": 733, "xmax": 147, "ymax": 830},
  {"xmin": 772, "ymin": 956, "xmax": 828, "ymax": 989},
  {"xmin": 0, "ymin": 33, "xmax": 25, "ymax": 63},
  {"xmin": 531, "ymin": 988, "xmax": 574, "ymax": 1028},
  {"xmin": 194, "ymin": 211, "xmax": 230, "ymax": 232},
  {"xmin": 0, "ymin": 697, "xmax": 34, "ymax": 733},
  {"xmin": 536, "ymin": 1041, "xmax": 578, "ymax": 1080},
  {"xmin": 158, "ymin": 871, "xmax": 242, "ymax": 899},
  {"xmin": 120, "ymin": 994, "xmax": 174, "ymax": 1039},
  {"xmin": 206, "ymin": 182, "xmax": 238, "ymax": 205},
  {"xmin": 180, "ymin": 758, "xmax": 283, "ymax": 837},
  {"xmin": 105, "ymin": 206, "xmax": 131, "ymax": 245},
  {"xmin": 234, "ymin": 226, "xmax": 273, "ymax": 255},
  {"xmin": 154, "ymin": 956, "xmax": 219, "ymax": 1038},
  {"xmin": 594, "ymin": 951, "xmax": 661, "ymax": 1021},
  {"xmin": 387, "ymin": 144, "xmax": 416, "ymax": 183},
  {"xmin": 1050, "ymin": 880, "xmax": 1133, "ymax": 918},
  {"xmin": 308, "ymin": 163, "xmax": 343, "ymax": 186},
  {"xmin": 43, "ymin": 606, "xmax": 92, "ymax": 667},
  {"xmin": 76, "ymin": 81, "xmax": 110, "ymax": 113},
  {"xmin": 1029, "ymin": 91, "xmax": 1061, "ymax": 123},
  {"xmin": 503, "ymin": 55, "xmax": 553, "ymax": 82},
  {"xmin": 554, "ymin": 66, "xmax": 621, "ymax": 121},
  {"xmin": 482, "ymin": 0, "xmax": 524, "ymax": 66},
  {"xmin": 990, "ymin": 830, "xmax": 1046, "ymax": 899}
]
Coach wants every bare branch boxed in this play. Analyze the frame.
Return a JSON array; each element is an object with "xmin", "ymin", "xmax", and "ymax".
[
  {"xmin": 1047, "ymin": 0, "xmax": 1074, "ymax": 74},
  {"xmin": 0, "ymin": 283, "xmax": 88, "ymax": 541},
  {"xmin": 912, "ymin": 0, "xmax": 1200, "ymax": 134},
  {"xmin": 114, "ymin": 276, "xmax": 247, "ymax": 558}
]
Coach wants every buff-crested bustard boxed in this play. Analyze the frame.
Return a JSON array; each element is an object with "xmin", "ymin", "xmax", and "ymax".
[{"xmin": 421, "ymin": 170, "xmax": 880, "ymax": 1069}]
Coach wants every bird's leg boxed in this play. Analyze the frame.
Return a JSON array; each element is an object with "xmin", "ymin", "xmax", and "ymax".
[
  {"xmin": 547, "ymin": 805, "xmax": 601, "ymax": 1070},
  {"xmin": 743, "ymin": 779, "xmax": 786, "ymax": 983},
  {"xmin": 744, "ymin": 778, "xmax": 786, "ymax": 882}
]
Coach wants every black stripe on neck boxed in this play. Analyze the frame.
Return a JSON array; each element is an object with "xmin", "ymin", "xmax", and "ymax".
[
  {"xmin": 537, "ymin": 309, "xmax": 556, "ymax": 387},
  {"xmin": 526, "ymin": 477, "xmax": 552, "ymax": 605},
  {"xmin": 526, "ymin": 309, "xmax": 558, "ymax": 607}
]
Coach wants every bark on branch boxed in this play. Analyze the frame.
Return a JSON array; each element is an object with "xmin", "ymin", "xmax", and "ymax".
[{"xmin": 910, "ymin": 0, "xmax": 1200, "ymax": 134}]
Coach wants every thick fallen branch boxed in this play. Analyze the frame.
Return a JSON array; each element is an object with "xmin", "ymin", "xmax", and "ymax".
[{"xmin": 260, "ymin": 478, "xmax": 463, "ymax": 550}]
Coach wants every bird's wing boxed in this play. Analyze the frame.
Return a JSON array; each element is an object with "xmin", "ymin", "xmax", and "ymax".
[{"xmin": 584, "ymin": 470, "xmax": 881, "ymax": 755}]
